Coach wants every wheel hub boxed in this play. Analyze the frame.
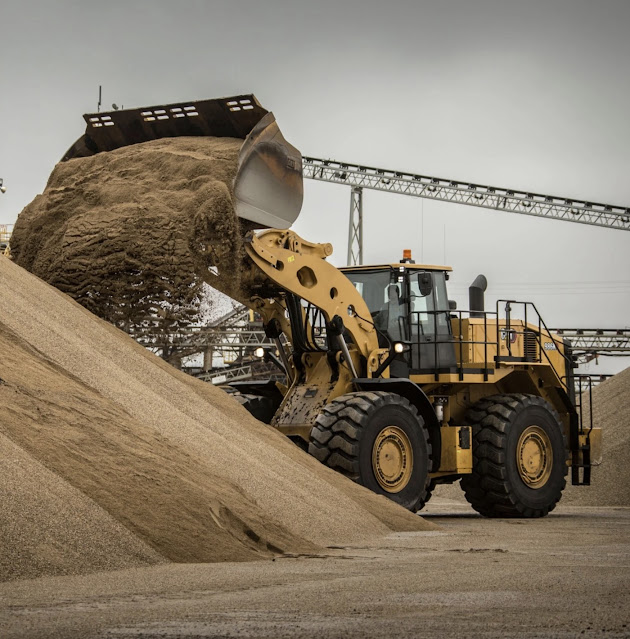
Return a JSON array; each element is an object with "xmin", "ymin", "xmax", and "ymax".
[
  {"xmin": 372, "ymin": 426, "xmax": 413, "ymax": 493},
  {"xmin": 516, "ymin": 425, "xmax": 552, "ymax": 489}
]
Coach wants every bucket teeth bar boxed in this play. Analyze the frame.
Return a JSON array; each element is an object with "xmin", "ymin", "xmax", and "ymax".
[{"xmin": 63, "ymin": 95, "xmax": 268, "ymax": 161}]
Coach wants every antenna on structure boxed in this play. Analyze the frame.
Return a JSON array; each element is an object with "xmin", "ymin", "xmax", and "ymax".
[{"xmin": 97, "ymin": 85, "xmax": 102, "ymax": 113}]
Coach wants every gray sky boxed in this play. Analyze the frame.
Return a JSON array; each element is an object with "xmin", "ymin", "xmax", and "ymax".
[{"xmin": 1, "ymin": 0, "xmax": 629, "ymax": 373}]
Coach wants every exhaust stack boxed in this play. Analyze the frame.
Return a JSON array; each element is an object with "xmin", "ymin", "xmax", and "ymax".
[{"xmin": 469, "ymin": 274, "xmax": 487, "ymax": 318}]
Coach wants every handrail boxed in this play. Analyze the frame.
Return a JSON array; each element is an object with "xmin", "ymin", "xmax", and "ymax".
[
  {"xmin": 408, "ymin": 301, "xmax": 573, "ymax": 393},
  {"xmin": 496, "ymin": 299, "xmax": 573, "ymax": 391},
  {"xmin": 409, "ymin": 308, "xmax": 497, "ymax": 379}
]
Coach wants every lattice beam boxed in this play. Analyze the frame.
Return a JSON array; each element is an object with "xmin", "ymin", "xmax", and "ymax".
[{"xmin": 303, "ymin": 157, "xmax": 630, "ymax": 231}]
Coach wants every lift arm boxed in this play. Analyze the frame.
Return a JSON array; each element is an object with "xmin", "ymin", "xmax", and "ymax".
[{"xmin": 243, "ymin": 228, "xmax": 381, "ymax": 371}]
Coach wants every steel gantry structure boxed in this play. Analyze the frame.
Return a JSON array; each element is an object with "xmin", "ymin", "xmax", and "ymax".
[
  {"xmin": 131, "ymin": 306, "xmax": 273, "ymax": 366},
  {"xmin": 302, "ymin": 156, "xmax": 630, "ymax": 265},
  {"xmin": 553, "ymin": 328, "xmax": 630, "ymax": 364},
  {"xmin": 130, "ymin": 305, "xmax": 281, "ymax": 384}
]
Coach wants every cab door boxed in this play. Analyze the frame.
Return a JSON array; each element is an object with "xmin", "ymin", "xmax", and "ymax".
[{"xmin": 409, "ymin": 271, "xmax": 456, "ymax": 373}]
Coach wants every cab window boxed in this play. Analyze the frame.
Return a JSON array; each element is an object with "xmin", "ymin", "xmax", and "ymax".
[
  {"xmin": 410, "ymin": 271, "xmax": 450, "ymax": 335},
  {"xmin": 343, "ymin": 268, "xmax": 404, "ymax": 342}
]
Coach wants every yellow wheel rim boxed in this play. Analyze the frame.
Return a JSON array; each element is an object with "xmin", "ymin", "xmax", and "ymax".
[
  {"xmin": 516, "ymin": 425, "xmax": 553, "ymax": 489},
  {"xmin": 372, "ymin": 426, "xmax": 413, "ymax": 493}
]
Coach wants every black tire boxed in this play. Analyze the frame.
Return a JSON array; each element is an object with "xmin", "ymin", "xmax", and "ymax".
[
  {"xmin": 308, "ymin": 391, "xmax": 432, "ymax": 512},
  {"xmin": 460, "ymin": 393, "xmax": 567, "ymax": 518},
  {"xmin": 223, "ymin": 388, "xmax": 277, "ymax": 424},
  {"xmin": 423, "ymin": 479, "xmax": 437, "ymax": 507}
]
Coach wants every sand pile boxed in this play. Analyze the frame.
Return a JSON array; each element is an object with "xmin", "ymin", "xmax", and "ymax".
[
  {"xmin": 0, "ymin": 256, "xmax": 432, "ymax": 582},
  {"xmin": 9, "ymin": 137, "xmax": 251, "ymax": 329},
  {"xmin": 562, "ymin": 367, "xmax": 630, "ymax": 506},
  {"xmin": 0, "ymin": 432, "xmax": 163, "ymax": 582}
]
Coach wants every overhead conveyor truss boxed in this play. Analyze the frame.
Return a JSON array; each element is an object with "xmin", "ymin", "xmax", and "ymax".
[
  {"xmin": 302, "ymin": 156, "xmax": 630, "ymax": 265},
  {"xmin": 554, "ymin": 328, "xmax": 630, "ymax": 363}
]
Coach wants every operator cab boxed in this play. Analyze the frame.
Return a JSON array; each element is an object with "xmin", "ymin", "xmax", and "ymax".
[{"xmin": 341, "ymin": 252, "xmax": 457, "ymax": 377}]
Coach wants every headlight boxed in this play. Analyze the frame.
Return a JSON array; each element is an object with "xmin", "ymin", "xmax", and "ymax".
[
  {"xmin": 394, "ymin": 342, "xmax": 405, "ymax": 354},
  {"xmin": 254, "ymin": 347, "xmax": 265, "ymax": 358}
]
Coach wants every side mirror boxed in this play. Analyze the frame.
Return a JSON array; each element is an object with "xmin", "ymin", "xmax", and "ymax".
[{"xmin": 417, "ymin": 272, "xmax": 433, "ymax": 297}]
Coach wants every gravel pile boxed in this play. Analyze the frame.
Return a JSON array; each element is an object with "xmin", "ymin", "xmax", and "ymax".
[
  {"xmin": 0, "ymin": 256, "xmax": 432, "ymax": 582},
  {"xmin": 0, "ymin": 431, "xmax": 163, "ymax": 582},
  {"xmin": 561, "ymin": 367, "xmax": 630, "ymax": 506}
]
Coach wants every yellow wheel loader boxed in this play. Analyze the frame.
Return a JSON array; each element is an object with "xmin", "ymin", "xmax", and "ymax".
[{"xmin": 62, "ymin": 94, "xmax": 601, "ymax": 518}]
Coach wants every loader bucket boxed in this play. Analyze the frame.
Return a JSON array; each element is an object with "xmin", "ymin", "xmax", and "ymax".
[
  {"xmin": 62, "ymin": 94, "xmax": 303, "ymax": 229},
  {"xmin": 234, "ymin": 112, "xmax": 303, "ymax": 229}
]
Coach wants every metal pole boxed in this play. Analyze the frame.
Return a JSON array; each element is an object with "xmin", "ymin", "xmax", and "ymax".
[{"xmin": 347, "ymin": 186, "xmax": 363, "ymax": 265}]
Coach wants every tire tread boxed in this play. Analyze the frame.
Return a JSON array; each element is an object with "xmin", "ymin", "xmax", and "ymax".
[
  {"xmin": 308, "ymin": 391, "xmax": 433, "ymax": 511},
  {"xmin": 460, "ymin": 393, "xmax": 567, "ymax": 518}
]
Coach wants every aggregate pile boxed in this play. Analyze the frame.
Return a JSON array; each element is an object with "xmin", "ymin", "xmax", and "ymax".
[
  {"xmin": 0, "ymin": 256, "xmax": 432, "ymax": 583},
  {"xmin": 0, "ymin": 431, "xmax": 162, "ymax": 582},
  {"xmin": 561, "ymin": 367, "xmax": 630, "ymax": 507},
  {"xmin": 9, "ymin": 136, "xmax": 252, "ymax": 327}
]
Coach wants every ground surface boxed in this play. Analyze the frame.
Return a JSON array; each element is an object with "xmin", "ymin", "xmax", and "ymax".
[{"xmin": 2, "ymin": 499, "xmax": 629, "ymax": 639}]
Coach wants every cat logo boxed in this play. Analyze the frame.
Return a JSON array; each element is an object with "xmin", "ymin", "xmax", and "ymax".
[{"xmin": 500, "ymin": 329, "xmax": 518, "ymax": 343}]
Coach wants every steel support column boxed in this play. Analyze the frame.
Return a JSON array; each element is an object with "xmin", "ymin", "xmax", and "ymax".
[{"xmin": 347, "ymin": 186, "xmax": 363, "ymax": 265}]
